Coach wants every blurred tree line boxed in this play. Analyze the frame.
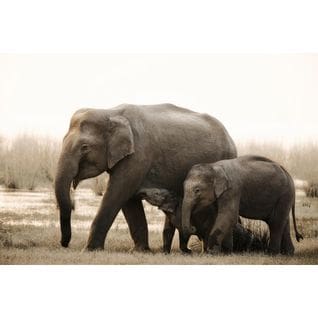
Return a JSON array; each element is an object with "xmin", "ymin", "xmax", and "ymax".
[{"xmin": 0, "ymin": 135, "xmax": 317, "ymax": 197}]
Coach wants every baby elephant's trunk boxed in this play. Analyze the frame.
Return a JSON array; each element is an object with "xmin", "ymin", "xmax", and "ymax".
[{"xmin": 181, "ymin": 198, "xmax": 197, "ymax": 236}]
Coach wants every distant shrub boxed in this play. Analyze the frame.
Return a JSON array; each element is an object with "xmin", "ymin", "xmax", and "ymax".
[
  {"xmin": 1, "ymin": 133, "xmax": 109, "ymax": 192},
  {"xmin": 2, "ymin": 135, "xmax": 317, "ymax": 191},
  {"xmin": 237, "ymin": 141, "xmax": 318, "ymax": 182},
  {"xmin": 38, "ymin": 137, "xmax": 61, "ymax": 184},
  {"xmin": 305, "ymin": 182, "xmax": 318, "ymax": 198},
  {"xmin": 3, "ymin": 134, "xmax": 61, "ymax": 190},
  {"xmin": 288, "ymin": 142, "xmax": 318, "ymax": 182},
  {"xmin": 0, "ymin": 135, "xmax": 4, "ymax": 184},
  {"xmin": 237, "ymin": 141, "xmax": 288, "ymax": 167},
  {"xmin": 3, "ymin": 134, "xmax": 40, "ymax": 190}
]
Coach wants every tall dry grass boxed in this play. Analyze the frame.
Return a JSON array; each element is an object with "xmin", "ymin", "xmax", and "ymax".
[
  {"xmin": 237, "ymin": 140, "xmax": 318, "ymax": 183},
  {"xmin": 0, "ymin": 134, "xmax": 108, "ymax": 192},
  {"xmin": 0, "ymin": 134, "xmax": 317, "ymax": 190},
  {"xmin": 1, "ymin": 134, "xmax": 61, "ymax": 190},
  {"xmin": 288, "ymin": 142, "xmax": 318, "ymax": 182},
  {"xmin": 0, "ymin": 135, "xmax": 4, "ymax": 184}
]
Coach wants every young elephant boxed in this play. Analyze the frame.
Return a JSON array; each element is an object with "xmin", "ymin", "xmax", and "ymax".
[
  {"xmin": 137, "ymin": 188, "xmax": 192, "ymax": 254},
  {"xmin": 181, "ymin": 155, "xmax": 303, "ymax": 255},
  {"xmin": 138, "ymin": 187, "xmax": 264, "ymax": 254}
]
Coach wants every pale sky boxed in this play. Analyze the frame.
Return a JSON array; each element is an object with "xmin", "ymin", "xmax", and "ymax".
[{"xmin": 0, "ymin": 54, "xmax": 317, "ymax": 144}]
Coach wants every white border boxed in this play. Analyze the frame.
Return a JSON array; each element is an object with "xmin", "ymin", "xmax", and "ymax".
[
  {"xmin": 0, "ymin": 0, "xmax": 318, "ymax": 53},
  {"xmin": 1, "ymin": 266, "xmax": 317, "ymax": 318},
  {"xmin": 1, "ymin": 1, "xmax": 318, "ymax": 317}
]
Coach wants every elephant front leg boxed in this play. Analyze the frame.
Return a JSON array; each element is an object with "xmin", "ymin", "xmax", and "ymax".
[
  {"xmin": 122, "ymin": 198, "xmax": 150, "ymax": 252},
  {"xmin": 86, "ymin": 195, "xmax": 121, "ymax": 251},
  {"xmin": 178, "ymin": 231, "xmax": 192, "ymax": 254},
  {"xmin": 203, "ymin": 237, "xmax": 208, "ymax": 252},
  {"xmin": 221, "ymin": 231, "xmax": 233, "ymax": 254},
  {"xmin": 207, "ymin": 194, "xmax": 238, "ymax": 254},
  {"xmin": 162, "ymin": 215, "xmax": 176, "ymax": 254},
  {"xmin": 85, "ymin": 165, "xmax": 147, "ymax": 251}
]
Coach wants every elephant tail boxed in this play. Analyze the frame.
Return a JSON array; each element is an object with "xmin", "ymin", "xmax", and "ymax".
[{"xmin": 292, "ymin": 202, "xmax": 303, "ymax": 242}]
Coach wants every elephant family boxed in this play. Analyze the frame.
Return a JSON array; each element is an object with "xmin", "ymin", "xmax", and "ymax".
[
  {"xmin": 138, "ymin": 187, "xmax": 265, "ymax": 254},
  {"xmin": 54, "ymin": 104, "xmax": 237, "ymax": 251},
  {"xmin": 181, "ymin": 155, "xmax": 303, "ymax": 255}
]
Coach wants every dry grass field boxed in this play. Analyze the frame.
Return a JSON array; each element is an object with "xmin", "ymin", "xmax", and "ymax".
[{"xmin": 1, "ymin": 186, "xmax": 318, "ymax": 265}]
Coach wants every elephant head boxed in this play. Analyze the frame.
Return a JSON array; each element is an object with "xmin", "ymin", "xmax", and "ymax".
[
  {"xmin": 181, "ymin": 164, "xmax": 229, "ymax": 236},
  {"xmin": 137, "ymin": 188, "xmax": 179, "ymax": 214},
  {"xmin": 55, "ymin": 108, "xmax": 135, "ymax": 247}
]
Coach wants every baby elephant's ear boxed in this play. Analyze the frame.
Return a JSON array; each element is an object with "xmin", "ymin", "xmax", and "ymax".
[{"xmin": 213, "ymin": 165, "xmax": 230, "ymax": 198}]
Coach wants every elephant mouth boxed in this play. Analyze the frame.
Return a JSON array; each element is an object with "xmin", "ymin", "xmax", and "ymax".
[
  {"xmin": 72, "ymin": 177, "xmax": 80, "ymax": 190},
  {"xmin": 72, "ymin": 167, "xmax": 104, "ymax": 190}
]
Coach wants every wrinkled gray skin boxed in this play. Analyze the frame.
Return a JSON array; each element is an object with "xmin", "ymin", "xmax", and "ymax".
[
  {"xmin": 138, "ymin": 188, "xmax": 263, "ymax": 254},
  {"xmin": 182, "ymin": 155, "xmax": 304, "ymax": 255},
  {"xmin": 54, "ymin": 104, "xmax": 236, "ymax": 250}
]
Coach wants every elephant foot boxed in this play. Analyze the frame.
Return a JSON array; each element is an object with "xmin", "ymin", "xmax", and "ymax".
[
  {"xmin": 84, "ymin": 239, "xmax": 105, "ymax": 251},
  {"xmin": 280, "ymin": 242, "xmax": 295, "ymax": 256},
  {"xmin": 280, "ymin": 249, "xmax": 294, "ymax": 256},
  {"xmin": 206, "ymin": 245, "xmax": 222, "ymax": 255},
  {"xmin": 163, "ymin": 247, "xmax": 171, "ymax": 254},
  {"xmin": 181, "ymin": 248, "xmax": 192, "ymax": 255},
  {"xmin": 221, "ymin": 247, "xmax": 233, "ymax": 255},
  {"xmin": 266, "ymin": 248, "xmax": 280, "ymax": 256},
  {"xmin": 83, "ymin": 244, "xmax": 104, "ymax": 252},
  {"xmin": 60, "ymin": 233, "xmax": 71, "ymax": 248},
  {"xmin": 61, "ymin": 241, "xmax": 70, "ymax": 248},
  {"xmin": 131, "ymin": 245, "xmax": 152, "ymax": 253}
]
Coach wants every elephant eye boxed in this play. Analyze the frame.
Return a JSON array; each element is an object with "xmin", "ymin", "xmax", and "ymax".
[
  {"xmin": 194, "ymin": 188, "xmax": 201, "ymax": 195},
  {"xmin": 81, "ymin": 143, "xmax": 90, "ymax": 154}
]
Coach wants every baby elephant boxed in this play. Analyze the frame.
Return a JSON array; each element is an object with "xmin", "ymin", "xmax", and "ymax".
[
  {"xmin": 181, "ymin": 155, "xmax": 303, "ymax": 255},
  {"xmin": 138, "ymin": 187, "xmax": 265, "ymax": 254},
  {"xmin": 137, "ymin": 188, "xmax": 192, "ymax": 254}
]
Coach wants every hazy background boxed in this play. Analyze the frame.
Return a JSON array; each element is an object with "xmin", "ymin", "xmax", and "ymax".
[
  {"xmin": 1, "ymin": 54, "xmax": 317, "ymax": 144},
  {"xmin": 1, "ymin": 0, "xmax": 317, "ymax": 315}
]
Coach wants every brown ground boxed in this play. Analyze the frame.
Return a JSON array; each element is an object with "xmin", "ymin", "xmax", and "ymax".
[{"xmin": 1, "ymin": 187, "xmax": 317, "ymax": 265}]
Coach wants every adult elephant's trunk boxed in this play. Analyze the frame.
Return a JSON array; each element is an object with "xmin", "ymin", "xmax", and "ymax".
[
  {"xmin": 54, "ymin": 154, "xmax": 78, "ymax": 247},
  {"xmin": 181, "ymin": 197, "xmax": 196, "ymax": 236}
]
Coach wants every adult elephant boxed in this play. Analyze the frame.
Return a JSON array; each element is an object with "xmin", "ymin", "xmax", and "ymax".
[{"xmin": 54, "ymin": 103, "xmax": 237, "ymax": 251}]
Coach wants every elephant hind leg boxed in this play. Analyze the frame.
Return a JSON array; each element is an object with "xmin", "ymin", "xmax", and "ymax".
[
  {"xmin": 267, "ymin": 197, "xmax": 292, "ymax": 255},
  {"xmin": 267, "ymin": 223, "xmax": 283, "ymax": 255},
  {"xmin": 122, "ymin": 198, "xmax": 150, "ymax": 252},
  {"xmin": 162, "ymin": 215, "xmax": 175, "ymax": 254},
  {"xmin": 280, "ymin": 221, "xmax": 295, "ymax": 255}
]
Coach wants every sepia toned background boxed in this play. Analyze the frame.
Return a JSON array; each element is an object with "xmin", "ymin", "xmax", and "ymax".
[
  {"xmin": 0, "ymin": 54, "xmax": 317, "ymax": 265},
  {"xmin": 1, "ymin": 1, "xmax": 318, "ymax": 318},
  {"xmin": 1, "ymin": 54, "xmax": 318, "ymax": 143}
]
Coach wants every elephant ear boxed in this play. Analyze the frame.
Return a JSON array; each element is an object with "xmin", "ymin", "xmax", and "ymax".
[
  {"xmin": 107, "ymin": 116, "xmax": 135, "ymax": 169},
  {"xmin": 212, "ymin": 165, "xmax": 230, "ymax": 198}
]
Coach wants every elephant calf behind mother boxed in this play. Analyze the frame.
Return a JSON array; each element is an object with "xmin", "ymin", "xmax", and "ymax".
[{"xmin": 54, "ymin": 103, "xmax": 237, "ymax": 251}]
